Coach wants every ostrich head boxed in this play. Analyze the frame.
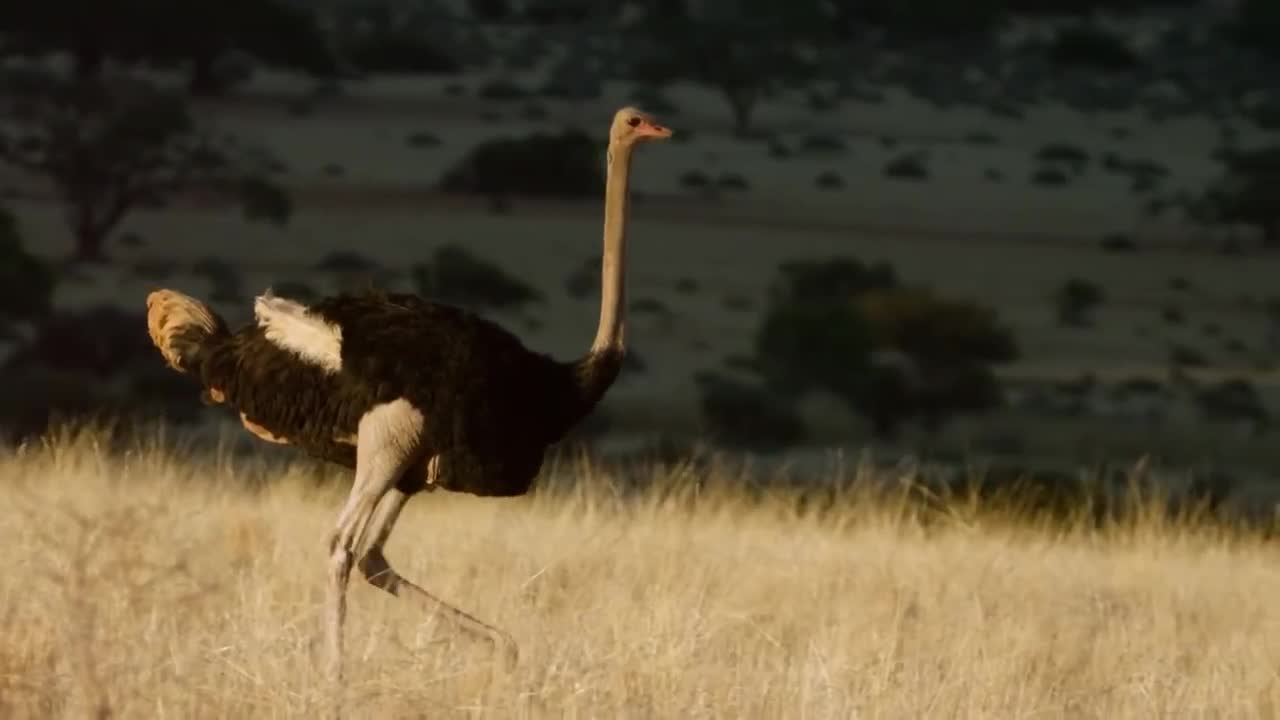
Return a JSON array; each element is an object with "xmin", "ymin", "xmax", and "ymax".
[{"xmin": 609, "ymin": 106, "xmax": 673, "ymax": 148}]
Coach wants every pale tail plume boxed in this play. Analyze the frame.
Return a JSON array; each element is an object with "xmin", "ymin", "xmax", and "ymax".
[
  {"xmin": 254, "ymin": 290, "xmax": 344, "ymax": 373},
  {"xmin": 145, "ymin": 289, "xmax": 229, "ymax": 374}
]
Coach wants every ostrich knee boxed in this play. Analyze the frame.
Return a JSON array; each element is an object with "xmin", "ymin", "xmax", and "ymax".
[
  {"xmin": 328, "ymin": 531, "xmax": 355, "ymax": 580},
  {"xmin": 332, "ymin": 493, "xmax": 381, "ymax": 558},
  {"xmin": 328, "ymin": 542, "xmax": 355, "ymax": 627}
]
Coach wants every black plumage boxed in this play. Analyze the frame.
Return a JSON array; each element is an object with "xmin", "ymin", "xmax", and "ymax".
[{"xmin": 183, "ymin": 290, "xmax": 621, "ymax": 496}]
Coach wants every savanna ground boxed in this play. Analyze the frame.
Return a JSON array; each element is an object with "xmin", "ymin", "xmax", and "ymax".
[{"xmin": 1, "ymin": 428, "xmax": 1278, "ymax": 719}]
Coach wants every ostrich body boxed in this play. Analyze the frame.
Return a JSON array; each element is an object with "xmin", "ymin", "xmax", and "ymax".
[{"xmin": 144, "ymin": 107, "xmax": 671, "ymax": 689}]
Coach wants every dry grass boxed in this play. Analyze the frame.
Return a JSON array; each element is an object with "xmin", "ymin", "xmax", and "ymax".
[{"xmin": 1, "ymin": 428, "xmax": 1279, "ymax": 719}]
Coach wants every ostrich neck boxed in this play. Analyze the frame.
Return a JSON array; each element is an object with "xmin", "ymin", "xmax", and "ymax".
[
  {"xmin": 557, "ymin": 140, "xmax": 632, "ymax": 424},
  {"xmin": 590, "ymin": 141, "xmax": 632, "ymax": 353}
]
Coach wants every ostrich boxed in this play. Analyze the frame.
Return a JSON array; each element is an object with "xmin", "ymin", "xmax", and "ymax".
[{"xmin": 144, "ymin": 107, "xmax": 672, "ymax": 686}]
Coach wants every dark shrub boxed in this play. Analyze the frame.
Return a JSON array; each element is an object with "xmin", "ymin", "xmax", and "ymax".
[
  {"xmin": 1054, "ymin": 278, "xmax": 1105, "ymax": 327},
  {"xmin": 1195, "ymin": 378, "xmax": 1268, "ymax": 425},
  {"xmin": 884, "ymin": 154, "xmax": 929, "ymax": 181},
  {"xmin": 717, "ymin": 172, "xmax": 750, "ymax": 191},
  {"xmin": 695, "ymin": 371, "xmax": 806, "ymax": 452},
  {"xmin": 1036, "ymin": 143, "xmax": 1090, "ymax": 170},
  {"xmin": 191, "ymin": 256, "xmax": 243, "ymax": 303},
  {"xmin": 1169, "ymin": 343, "xmax": 1207, "ymax": 367},
  {"xmin": 630, "ymin": 297, "xmax": 672, "ymax": 316},
  {"xmin": 680, "ymin": 170, "xmax": 712, "ymax": 190},
  {"xmin": 0, "ymin": 208, "xmax": 55, "ymax": 324},
  {"xmin": 753, "ymin": 256, "xmax": 1018, "ymax": 438},
  {"xmin": 1100, "ymin": 233, "xmax": 1138, "ymax": 253},
  {"xmin": 413, "ymin": 244, "xmax": 541, "ymax": 311},
  {"xmin": 5, "ymin": 305, "xmax": 153, "ymax": 378},
  {"xmin": 478, "ymin": 78, "xmax": 528, "ymax": 101},
  {"xmin": 440, "ymin": 130, "xmax": 603, "ymax": 199},
  {"xmin": 342, "ymin": 33, "xmax": 461, "ymax": 74},
  {"xmin": 1046, "ymin": 26, "xmax": 1140, "ymax": 72},
  {"xmin": 815, "ymin": 171, "xmax": 844, "ymax": 189},
  {"xmin": 272, "ymin": 280, "xmax": 319, "ymax": 302},
  {"xmin": 1031, "ymin": 167, "xmax": 1070, "ymax": 186},
  {"xmin": 315, "ymin": 250, "xmax": 380, "ymax": 273},
  {"xmin": 564, "ymin": 255, "xmax": 598, "ymax": 300},
  {"xmin": 406, "ymin": 131, "xmax": 442, "ymax": 148},
  {"xmin": 674, "ymin": 277, "xmax": 699, "ymax": 295}
]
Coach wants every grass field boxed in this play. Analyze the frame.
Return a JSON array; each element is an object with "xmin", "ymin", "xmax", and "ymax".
[{"xmin": 2, "ymin": 428, "xmax": 1278, "ymax": 719}]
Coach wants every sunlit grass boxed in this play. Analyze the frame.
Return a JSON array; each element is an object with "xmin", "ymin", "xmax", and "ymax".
[{"xmin": 1, "ymin": 426, "xmax": 1278, "ymax": 719}]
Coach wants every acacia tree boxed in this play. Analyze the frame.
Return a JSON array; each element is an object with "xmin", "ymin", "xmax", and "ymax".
[
  {"xmin": 142, "ymin": 0, "xmax": 337, "ymax": 94},
  {"xmin": 750, "ymin": 257, "xmax": 1018, "ymax": 439},
  {"xmin": 0, "ymin": 206, "xmax": 55, "ymax": 328},
  {"xmin": 0, "ymin": 70, "xmax": 291, "ymax": 263},
  {"xmin": 627, "ymin": 0, "xmax": 837, "ymax": 136}
]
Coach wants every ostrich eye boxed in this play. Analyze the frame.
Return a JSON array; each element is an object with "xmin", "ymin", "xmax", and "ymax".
[{"xmin": 627, "ymin": 116, "xmax": 641, "ymax": 127}]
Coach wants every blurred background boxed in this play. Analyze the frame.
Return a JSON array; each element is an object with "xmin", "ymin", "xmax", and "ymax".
[{"xmin": 1, "ymin": 0, "xmax": 1279, "ymax": 489}]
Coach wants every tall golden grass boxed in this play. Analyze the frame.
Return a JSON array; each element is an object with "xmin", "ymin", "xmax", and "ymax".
[{"xmin": 1, "ymin": 426, "xmax": 1278, "ymax": 719}]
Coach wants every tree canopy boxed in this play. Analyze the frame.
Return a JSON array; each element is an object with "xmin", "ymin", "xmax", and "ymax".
[
  {"xmin": 748, "ymin": 257, "xmax": 1018, "ymax": 438},
  {"xmin": 626, "ymin": 0, "xmax": 840, "ymax": 135},
  {"xmin": 0, "ymin": 69, "xmax": 291, "ymax": 263}
]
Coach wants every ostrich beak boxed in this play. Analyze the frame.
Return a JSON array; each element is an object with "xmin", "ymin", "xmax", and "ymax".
[{"xmin": 637, "ymin": 120, "xmax": 673, "ymax": 139}]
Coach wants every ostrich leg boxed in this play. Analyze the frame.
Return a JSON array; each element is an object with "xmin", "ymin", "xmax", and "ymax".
[
  {"xmin": 357, "ymin": 472, "xmax": 519, "ymax": 667},
  {"xmin": 325, "ymin": 401, "xmax": 425, "ymax": 695}
]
